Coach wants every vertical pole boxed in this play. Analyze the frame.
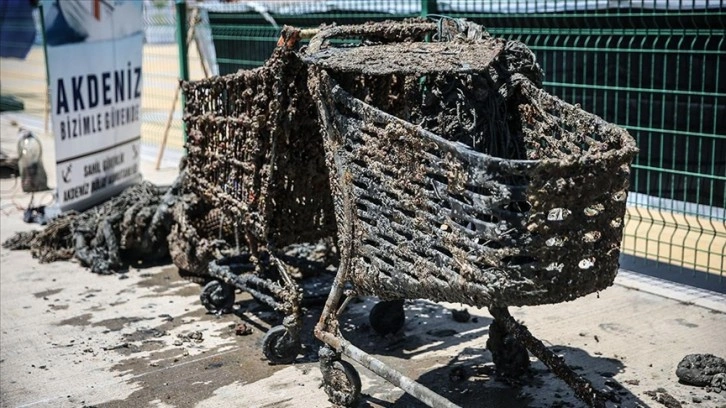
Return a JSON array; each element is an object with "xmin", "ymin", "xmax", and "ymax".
[
  {"xmin": 39, "ymin": 3, "xmax": 51, "ymax": 134},
  {"xmin": 421, "ymin": 0, "xmax": 437, "ymax": 17},
  {"xmin": 175, "ymin": 0, "xmax": 189, "ymax": 144},
  {"xmin": 156, "ymin": 7, "xmax": 200, "ymax": 169}
]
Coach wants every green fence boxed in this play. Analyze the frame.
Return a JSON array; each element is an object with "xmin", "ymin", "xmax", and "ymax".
[
  {"xmin": 201, "ymin": 1, "xmax": 422, "ymax": 74},
  {"xmin": 193, "ymin": 0, "xmax": 724, "ymax": 285},
  {"xmin": 143, "ymin": 0, "xmax": 210, "ymax": 164},
  {"xmin": 436, "ymin": 1, "xmax": 726, "ymax": 285}
]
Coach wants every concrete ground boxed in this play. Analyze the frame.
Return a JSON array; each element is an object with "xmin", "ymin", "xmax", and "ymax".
[{"xmin": 1, "ymin": 113, "xmax": 726, "ymax": 408}]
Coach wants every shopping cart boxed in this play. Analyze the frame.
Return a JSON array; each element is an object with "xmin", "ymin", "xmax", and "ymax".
[
  {"xmin": 168, "ymin": 169, "xmax": 237, "ymax": 284},
  {"xmin": 180, "ymin": 43, "xmax": 337, "ymax": 363},
  {"xmin": 305, "ymin": 19, "xmax": 638, "ymax": 407}
]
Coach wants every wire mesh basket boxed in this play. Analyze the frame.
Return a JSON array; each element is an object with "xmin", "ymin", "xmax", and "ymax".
[
  {"xmin": 183, "ymin": 47, "xmax": 336, "ymax": 249},
  {"xmin": 168, "ymin": 171, "xmax": 237, "ymax": 280},
  {"xmin": 181, "ymin": 45, "xmax": 337, "ymax": 363},
  {"xmin": 309, "ymin": 25, "xmax": 636, "ymax": 309},
  {"xmin": 306, "ymin": 19, "xmax": 638, "ymax": 407}
]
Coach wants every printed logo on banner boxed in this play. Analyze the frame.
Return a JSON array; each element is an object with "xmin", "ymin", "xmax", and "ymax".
[{"xmin": 44, "ymin": 0, "xmax": 144, "ymax": 211}]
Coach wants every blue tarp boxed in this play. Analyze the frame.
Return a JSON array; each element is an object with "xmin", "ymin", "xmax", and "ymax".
[{"xmin": 0, "ymin": 0, "xmax": 37, "ymax": 59}]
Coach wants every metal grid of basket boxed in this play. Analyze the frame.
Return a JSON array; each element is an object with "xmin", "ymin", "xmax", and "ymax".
[
  {"xmin": 305, "ymin": 19, "xmax": 638, "ymax": 408},
  {"xmin": 179, "ymin": 46, "xmax": 339, "ymax": 364},
  {"xmin": 309, "ymin": 27, "xmax": 637, "ymax": 309},
  {"xmin": 182, "ymin": 47, "xmax": 336, "ymax": 250}
]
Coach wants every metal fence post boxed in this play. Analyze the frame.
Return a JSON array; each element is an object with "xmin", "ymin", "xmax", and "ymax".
[
  {"xmin": 421, "ymin": 0, "xmax": 437, "ymax": 16},
  {"xmin": 39, "ymin": 3, "xmax": 51, "ymax": 134},
  {"xmin": 175, "ymin": 0, "xmax": 189, "ymax": 144}
]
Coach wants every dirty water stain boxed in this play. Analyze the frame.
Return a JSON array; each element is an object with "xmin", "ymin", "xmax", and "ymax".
[
  {"xmin": 93, "ymin": 316, "xmax": 153, "ymax": 332},
  {"xmin": 138, "ymin": 340, "xmax": 167, "ymax": 353},
  {"xmin": 136, "ymin": 267, "xmax": 200, "ymax": 296},
  {"xmin": 109, "ymin": 347, "xmax": 189, "ymax": 375},
  {"xmin": 204, "ymin": 361, "xmax": 224, "ymax": 370},
  {"xmin": 674, "ymin": 318, "xmax": 699, "ymax": 328},
  {"xmin": 103, "ymin": 308, "xmax": 228, "ymax": 357},
  {"xmin": 115, "ymin": 288, "xmax": 135, "ymax": 296},
  {"xmin": 112, "ymin": 340, "xmax": 168, "ymax": 356},
  {"xmin": 136, "ymin": 267, "xmax": 178, "ymax": 288},
  {"xmin": 99, "ymin": 341, "xmax": 283, "ymax": 408},
  {"xmin": 165, "ymin": 284, "xmax": 204, "ymax": 298},
  {"xmin": 57, "ymin": 313, "xmax": 92, "ymax": 326},
  {"xmin": 98, "ymin": 306, "xmax": 298, "ymax": 406},
  {"xmin": 33, "ymin": 288, "xmax": 63, "ymax": 298},
  {"xmin": 122, "ymin": 327, "xmax": 169, "ymax": 343},
  {"xmin": 139, "ymin": 283, "xmax": 201, "ymax": 299},
  {"xmin": 598, "ymin": 322, "xmax": 632, "ymax": 334}
]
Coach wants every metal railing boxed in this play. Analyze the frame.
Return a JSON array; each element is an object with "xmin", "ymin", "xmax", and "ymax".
[{"xmin": 142, "ymin": 0, "xmax": 210, "ymax": 163}]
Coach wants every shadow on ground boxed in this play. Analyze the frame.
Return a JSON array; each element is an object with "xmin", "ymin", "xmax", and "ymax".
[
  {"xmin": 106, "ymin": 266, "xmax": 652, "ymax": 408},
  {"xmin": 384, "ymin": 345, "xmax": 650, "ymax": 408}
]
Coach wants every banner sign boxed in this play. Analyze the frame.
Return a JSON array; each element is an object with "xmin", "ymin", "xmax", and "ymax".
[{"xmin": 44, "ymin": 0, "xmax": 143, "ymax": 211}]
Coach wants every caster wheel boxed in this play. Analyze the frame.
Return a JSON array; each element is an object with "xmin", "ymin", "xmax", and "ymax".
[
  {"xmin": 200, "ymin": 280, "xmax": 235, "ymax": 313},
  {"xmin": 369, "ymin": 299, "xmax": 405, "ymax": 336},
  {"xmin": 262, "ymin": 325, "xmax": 300, "ymax": 364},
  {"xmin": 321, "ymin": 358, "xmax": 362, "ymax": 406},
  {"xmin": 486, "ymin": 317, "xmax": 530, "ymax": 377}
]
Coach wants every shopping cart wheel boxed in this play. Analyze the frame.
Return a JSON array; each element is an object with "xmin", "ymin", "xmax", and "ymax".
[
  {"xmin": 486, "ymin": 313, "xmax": 530, "ymax": 377},
  {"xmin": 320, "ymin": 347, "xmax": 362, "ymax": 406},
  {"xmin": 262, "ymin": 325, "xmax": 301, "ymax": 364},
  {"xmin": 200, "ymin": 280, "xmax": 235, "ymax": 314},
  {"xmin": 369, "ymin": 299, "xmax": 405, "ymax": 336}
]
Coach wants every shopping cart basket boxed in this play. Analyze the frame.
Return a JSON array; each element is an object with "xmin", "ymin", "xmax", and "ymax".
[
  {"xmin": 168, "ymin": 169, "xmax": 237, "ymax": 282},
  {"xmin": 306, "ymin": 19, "xmax": 638, "ymax": 407},
  {"xmin": 181, "ymin": 43, "xmax": 337, "ymax": 363}
]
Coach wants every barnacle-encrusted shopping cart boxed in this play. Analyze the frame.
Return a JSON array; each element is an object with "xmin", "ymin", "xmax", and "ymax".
[
  {"xmin": 305, "ymin": 19, "xmax": 638, "ymax": 407},
  {"xmin": 180, "ymin": 44, "xmax": 337, "ymax": 363}
]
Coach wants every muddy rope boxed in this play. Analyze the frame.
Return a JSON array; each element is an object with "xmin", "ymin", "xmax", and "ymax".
[{"xmin": 3, "ymin": 177, "xmax": 181, "ymax": 274}]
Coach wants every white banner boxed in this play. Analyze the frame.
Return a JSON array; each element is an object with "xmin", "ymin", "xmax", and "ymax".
[{"xmin": 44, "ymin": 0, "xmax": 143, "ymax": 211}]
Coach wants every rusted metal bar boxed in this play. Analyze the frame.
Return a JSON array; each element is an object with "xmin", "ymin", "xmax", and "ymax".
[
  {"xmin": 339, "ymin": 339, "xmax": 461, "ymax": 408},
  {"xmin": 314, "ymin": 269, "xmax": 348, "ymax": 340},
  {"xmin": 207, "ymin": 259, "xmax": 291, "ymax": 312},
  {"xmin": 489, "ymin": 307, "xmax": 610, "ymax": 408}
]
